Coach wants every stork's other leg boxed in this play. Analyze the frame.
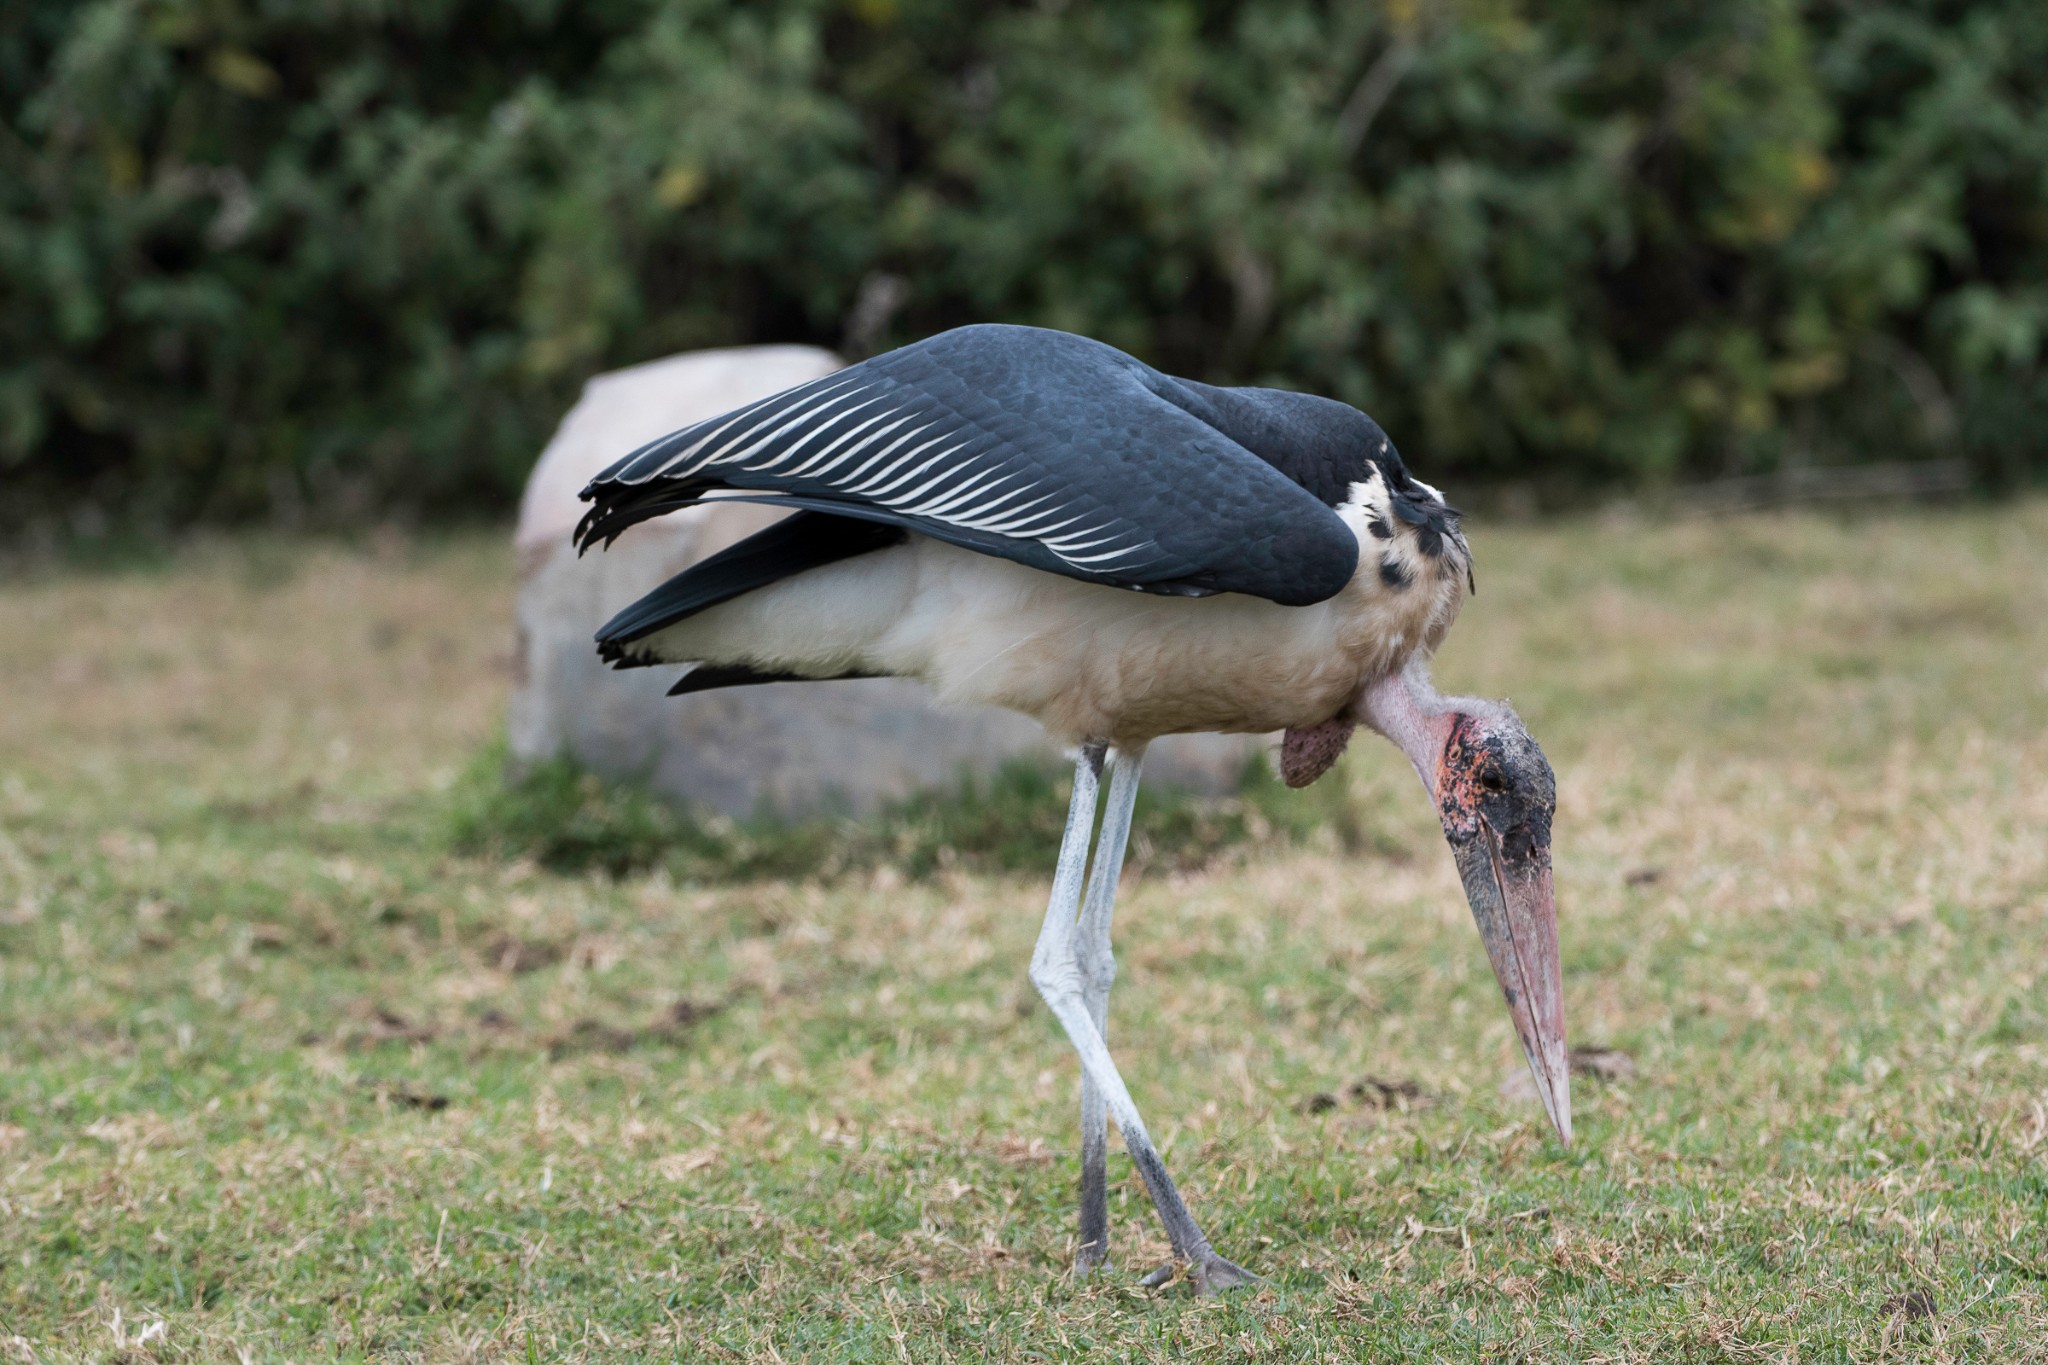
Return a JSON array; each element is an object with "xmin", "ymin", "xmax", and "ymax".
[
  {"xmin": 1030, "ymin": 747, "xmax": 1256, "ymax": 1295},
  {"xmin": 1074, "ymin": 743, "xmax": 1147, "ymax": 1274}
]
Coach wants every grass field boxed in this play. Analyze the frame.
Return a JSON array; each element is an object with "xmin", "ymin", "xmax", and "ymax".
[{"xmin": 3, "ymin": 505, "xmax": 2046, "ymax": 1362}]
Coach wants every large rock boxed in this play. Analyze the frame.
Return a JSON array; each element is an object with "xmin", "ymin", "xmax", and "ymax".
[{"xmin": 510, "ymin": 345, "xmax": 1262, "ymax": 817}]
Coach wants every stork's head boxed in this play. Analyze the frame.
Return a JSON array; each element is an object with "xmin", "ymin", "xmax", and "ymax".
[{"xmin": 1360, "ymin": 671, "xmax": 1571, "ymax": 1144}]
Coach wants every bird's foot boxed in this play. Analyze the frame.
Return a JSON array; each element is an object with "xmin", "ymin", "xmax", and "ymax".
[
  {"xmin": 1190, "ymin": 1251, "xmax": 1262, "ymax": 1295},
  {"xmin": 1138, "ymin": 1252, "xmax": 1262, "ymax": 1295},
  {"xmin": 1074, "ymin": 1241, "xmax": 1111, "ymax": 1278}
]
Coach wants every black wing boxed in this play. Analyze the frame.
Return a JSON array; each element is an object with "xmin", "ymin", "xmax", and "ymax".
[{"xmin": 575, "ymin": 325, "xmax": 1361, "ymax": 607}]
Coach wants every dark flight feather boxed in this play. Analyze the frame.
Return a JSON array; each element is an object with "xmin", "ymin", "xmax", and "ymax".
[{"xmin": 667, "ymin": 663, "xmax": 886, "ymax": 696}]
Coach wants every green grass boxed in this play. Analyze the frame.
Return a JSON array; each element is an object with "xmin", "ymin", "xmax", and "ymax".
[
  {"xmin": 2, "ymin": 509, "xmax": 2045, "ymax": 1362},
  {"xmin": 445, "ymin": 740, "xmax": 1359, "ymax": 883}
]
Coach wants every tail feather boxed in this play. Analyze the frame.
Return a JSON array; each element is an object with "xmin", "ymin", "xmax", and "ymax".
[
  {"xmin": 666, "ymin": 663, "xmax": 887, "ymax": 696},
  {"xmin": 594, "ymin": 511, "xmax": 907, "ymax": 667}
]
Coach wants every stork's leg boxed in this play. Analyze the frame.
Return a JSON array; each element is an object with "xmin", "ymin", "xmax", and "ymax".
[
  {"xmin": 1074, "ymin": 742, "xmax": 1147, "ymax": 1274},
  {"xmin": 1030, "ymin": 747, "xmax": 1256, "ymax": 1295}
]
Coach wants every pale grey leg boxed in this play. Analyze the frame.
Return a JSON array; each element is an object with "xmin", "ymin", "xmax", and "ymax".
[
  {"xmin": 1075, "ymin": 743, "xmax": 1146, "ymax": 1273},
  {"xmin": 1030, "ymin": 746, "xmax": 1256, "ymax": 1294}
]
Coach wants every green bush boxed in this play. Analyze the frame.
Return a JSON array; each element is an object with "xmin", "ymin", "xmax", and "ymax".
[{"xmin": 5, "ymin": 0, "xmax": 2044, "ymax": 527}]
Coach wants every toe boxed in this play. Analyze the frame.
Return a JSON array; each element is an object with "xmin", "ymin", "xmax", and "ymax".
[{"xmin": 1191, "ymin": 1254, "xmax": 1262, "ymax": 1295}]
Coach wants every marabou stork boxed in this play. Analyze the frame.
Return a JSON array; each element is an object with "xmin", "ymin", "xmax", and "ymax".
[{"xmin": 576, "ymin": 324, "xmax": 1566, "ymax": 1292}]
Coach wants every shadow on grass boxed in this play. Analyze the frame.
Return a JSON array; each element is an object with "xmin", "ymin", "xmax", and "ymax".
[{"xmin": 444, "ymin": 739, "xmax": 1374, "ymax": 883}]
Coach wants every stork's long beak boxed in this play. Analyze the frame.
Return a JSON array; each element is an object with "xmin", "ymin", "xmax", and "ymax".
[{"xmin": 1452, "ymin": 830, "xmax": 1570, "ymax": 1144}]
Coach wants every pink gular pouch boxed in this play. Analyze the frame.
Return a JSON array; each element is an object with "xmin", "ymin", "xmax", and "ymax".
[{"xmin": 1279, "ymin": 714, "xmax": 1357, "ymax": 788}]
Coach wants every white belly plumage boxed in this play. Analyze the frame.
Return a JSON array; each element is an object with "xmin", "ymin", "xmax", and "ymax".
[{"xmin": 639, "ymin": 491, "xmax": 1469, "ymax": 748}]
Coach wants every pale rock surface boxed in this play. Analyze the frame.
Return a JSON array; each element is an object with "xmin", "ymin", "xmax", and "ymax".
[{"xmin": 511, "ymin": 345, "xmax": 1263, "ymax": 816}]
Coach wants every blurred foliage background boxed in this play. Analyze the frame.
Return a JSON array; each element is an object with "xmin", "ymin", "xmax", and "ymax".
[{"xmin": 4, "ymin": 0, "xmax": 2045, "ymax": 530}]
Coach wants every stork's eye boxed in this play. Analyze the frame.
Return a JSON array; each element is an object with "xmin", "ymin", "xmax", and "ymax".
[{"xmin": 1478, "ymin": 770, "xmax": 1508, "ymax": 794}]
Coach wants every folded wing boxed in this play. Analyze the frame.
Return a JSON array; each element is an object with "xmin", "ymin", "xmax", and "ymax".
[{"xmin": 575, "ymin": 325, "xmax": 1359, "ymax": 609}]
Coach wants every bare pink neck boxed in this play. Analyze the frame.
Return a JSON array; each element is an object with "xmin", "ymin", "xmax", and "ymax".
[{"xmin": 1356, "ymin": 668, "xmax": 1456, "ymax": 795}]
